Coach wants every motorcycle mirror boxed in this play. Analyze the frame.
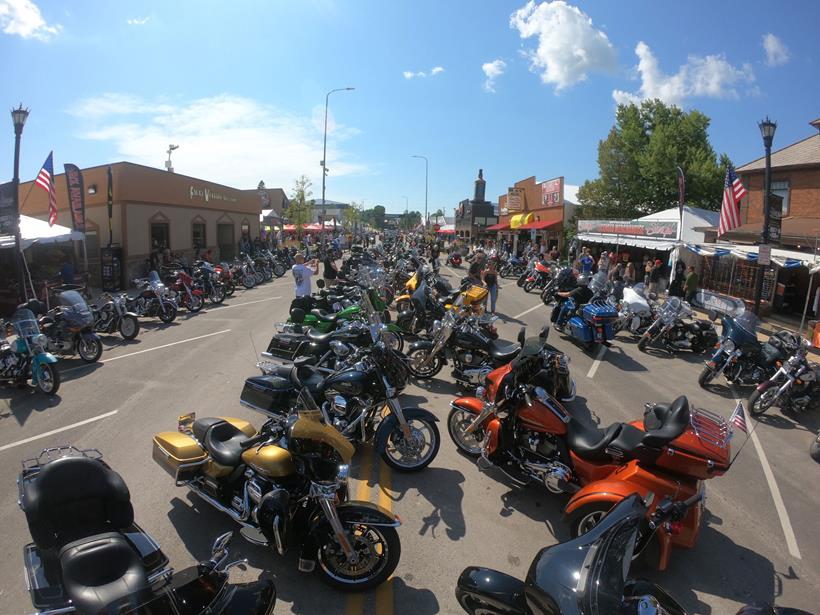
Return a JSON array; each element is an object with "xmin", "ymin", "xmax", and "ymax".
[
  {"xmin": 539, "ymin": 324, "xmax": 550, "ymax": 340},
  {"xmin": 211, "ymin": 531, "xmax": 233, "ymax": 557}
]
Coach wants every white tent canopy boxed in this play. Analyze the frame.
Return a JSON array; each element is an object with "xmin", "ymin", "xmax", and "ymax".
[{"xmin": 0, "ymin": 215, "xmax": 84, "ymax": 250}]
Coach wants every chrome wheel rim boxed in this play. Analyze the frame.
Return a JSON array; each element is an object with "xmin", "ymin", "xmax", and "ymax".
[
  {"xmin": 38, "ymin": 366, "xmax": 55, "ymax": 393},
  {"xmin": 408, "ymin": 350, "xmax": 437, "ymax": 377},
  {"xmin": 79, "ymin": 339, "xmax": 99, "ymax": 361},
  {"xmin": 754, "ymin": 389, "xmax": 778, "ymax": 411},
  {"xmin": 120, "ymin": 318, "xmax": 136, "ymax": 337},
  {"xmin": 577, "ymin": 510, "xmax": 606, "ymax": 536},
  {"xmin": 449, "ymin": 410, "xmax": 483, "ymax": 455},
  {"xmin": 384, "ymin": 421, "xmax": 434, "ymax": 468},
  {"xmin": 318, "ymin": 525, "xmax": 389, "ymax": 584}
]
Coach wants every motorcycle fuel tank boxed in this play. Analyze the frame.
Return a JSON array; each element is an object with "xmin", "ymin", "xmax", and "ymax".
[
  {"xmin": 242, "ymin": 445, "xmax": 295, "ymax": 478},
  {"xmin": 454, "ymin": 328, "xmax": 489, "ymax": 351},
  {"xmin": 325, "ymin": 369, "xmax": 373, "ymax": 396},
  {"xmin": 517, "ymin": 399, "xmax": 568, "ymax": 435}
]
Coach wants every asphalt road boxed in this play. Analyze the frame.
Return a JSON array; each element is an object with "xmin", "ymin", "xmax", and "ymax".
[{"xmin": 0, "ymin": 267, "xmax": 818, "ymax": 615}]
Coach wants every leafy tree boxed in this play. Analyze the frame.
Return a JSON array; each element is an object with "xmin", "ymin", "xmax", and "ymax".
[
  {"xmin": 286, "ymin": 175, "xmax": 314, "ymax": 237},
  {"xmin": 343, "ymin": 201, "xmax": 360, "ymax": 230},
  {"xmin": 577, "ymin": 99, "xmax": 731, "ymax": 220},
  {"xmin": 372, "ymin": 205, "xmax": 386, "ymax": 230}
]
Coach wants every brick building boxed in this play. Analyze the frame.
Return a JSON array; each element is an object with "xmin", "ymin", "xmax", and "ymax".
[{"xmin": 454, "ymin": 169, "xmax": 498, "ymax": 240}]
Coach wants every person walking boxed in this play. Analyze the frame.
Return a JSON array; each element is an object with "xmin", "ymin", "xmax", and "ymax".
[
  {"xmin": 483, "ymin": 261, "xmax": 499, "ymax": 314},
  {"xmin": 579, "ymin": 247, "xmax": 594, "ymax": 275},
  {"xmin": 430, "ymin": 242, "xmax": 441, "ymax": 273},
  {"xmin": 291, "ymin": 253, "xmax": 318, "ymax": 298},
  {"xmin": 684, "ymin": 265, "xmax": 699, "ymax": 305},
  {"xmin": 323, "ymin": 251, "xmax": 338, "ymax": 283},
  {"xmin": 648, "ymin": 259, "xmax": 663, "ymax": 295},
  {"xmin": 623, "ymin": 262, "xmax": 636, "ymax": 286}
]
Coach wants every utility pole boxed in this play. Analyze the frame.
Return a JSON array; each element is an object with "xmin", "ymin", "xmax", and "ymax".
[
  {"xmin": 321, "ymin": 87, "xmax": 355, "ymax": 252},
  {"xmin": 753, "ymin": 117, "xmax": 777, "ymax": 315}
]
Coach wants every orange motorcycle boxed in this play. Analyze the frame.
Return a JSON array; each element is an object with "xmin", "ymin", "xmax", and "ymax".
[{"xmin": 447, "ymin": 360, "xmax": 732, "ymax": 570}]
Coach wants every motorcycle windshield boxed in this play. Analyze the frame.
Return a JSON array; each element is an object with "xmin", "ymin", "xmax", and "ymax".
[
  {"xmin": 12, "ymin": 309, "xmax": 41, "ymax": 338},
  {"xmin": 58, "ymin": 290, "xmax": 94, "ymax": 327},
  {"xmin": 588, "ymin": 272, "xmax": 608, "ymax": 295},
  {"xmin": 734, "ymin": 311, "xmax": 759, "ymax": 336},
  {"xmin": 525, "ymin": 494, "xmax": 643, "ymax": 615}
]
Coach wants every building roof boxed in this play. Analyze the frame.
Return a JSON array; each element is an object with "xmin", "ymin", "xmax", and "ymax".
[
  {"xmin": 736, "ymin": 132, "xmax": 820, "ymax": 172},
  {"xmin": 712, "ymin": 216, "xmax": 820, "ymax": 244}
]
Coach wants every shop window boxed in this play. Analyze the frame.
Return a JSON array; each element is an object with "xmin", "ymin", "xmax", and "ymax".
[
  {"xmin": 192, "ymin": 222, "xmax": 206, "ymax": 250},
  {"xmin": 771, "ymin": 180, "xmax": 790, "ymax": 216},
  {"xmin": 241, "ymin": 219, "xmax": 250, "ymax": 237},
  {"xmin": 151, "ymin": 222, "xmax": 170, "ymax": 250}
]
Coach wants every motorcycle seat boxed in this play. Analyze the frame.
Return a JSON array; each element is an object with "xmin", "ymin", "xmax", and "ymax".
[
  {"xmin": 59, "ymin": 532, "xmax": 149, "ymax": 614},
  {"xmin": 307, "ymin": 329, "xmax": 335, "ymax": 343},
  {"xmin": 202, "ymin": 420, "xmax": 251, "ymax": 467},
  {"xmin": 311, "ymin": 309, "xmax": 339, "ymax": 324},
  {"xmin": 640, "ymin": 396, "xmax": 690, "ymax": 448},
  {"xmin": 566, "ymin": 420, "xmax": 622, "ymax": 461},
  {"xmin": 489, "ymin": 339, "xmax": 521, "ymax": 362},
  {"xmin": 290, "ymin": 364, "xmax": 326, "ymax": 398}
]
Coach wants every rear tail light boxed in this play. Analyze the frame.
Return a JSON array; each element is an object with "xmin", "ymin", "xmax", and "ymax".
[{"xmin": 669, "ymin": 521, "xmax": 683, "ymax": 535}]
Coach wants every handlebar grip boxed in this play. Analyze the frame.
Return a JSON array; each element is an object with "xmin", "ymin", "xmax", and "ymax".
[
  {"xmin": 240, "ymin": 433, "xmax": 267, "ymax": 449},
  {"xmin": 682, "ymin": 492, "xmax": 704, "ymax": 508}
]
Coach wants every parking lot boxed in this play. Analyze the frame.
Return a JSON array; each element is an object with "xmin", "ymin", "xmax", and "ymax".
[{"xmin": 1, "ymin": 270, "xmax": 818, "ymax": 614}]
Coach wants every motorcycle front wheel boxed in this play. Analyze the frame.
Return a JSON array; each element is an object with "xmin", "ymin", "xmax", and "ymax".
[
  {"xmin": 637, "ymin": 335, "xmax": 651, "ymax": 351},
  {"xmin": 262, "ymin": 267, "xmax": 273, "ymax": 282},
  {"xmin": 243, "ymin": 275, "xmax": 256, "ymax": 289},
  {"xmin": 381, "ymin": 418, "xmax": 440, "ymax": 471},
  {"xmin": 516, "ymin": 273, "xmax": 527, "ymax": 288},
  {"xmin": 523, "ymin": 280, "xmax": 536, "ymax": 293},
  {"xmin": 158, "ymin": 303, "xmax": 177, "ymax": 323},
  {"xmin": 406, "ymin": 348, "xmax": 444, "ymax": 379},
  {"xmin": 186, "ymin": 295, "xmax": 204, "ymax": 313},
  {"xmin": 317, "ymin": 524, "xmax": 400, "ymax": 591},
  {"xmin": 36, "ymin": 363, "xmax": 60, "ymax": 395},
  {"xmin": 254, "ymin": 272, "xmax": 265, "ymax": 285},
  {"xmin": 698, "ymin": 366, "xmax": 716, "ymax": 388},
  {"xmin": 77, "ymin": 335, "xmax": 103, "ymax": 363},
  {"xmin": 118, "ymin": 315, "xmax": 140, "ymax": 340},
  {"xmin": 381, "ymin": 329, "xmax": 404, "ymax": 353},
  {"xmin": 209, "ymin": 287, "xmax": 226, "ymax": 305},
  {"xmin": 447, "ymin": 407, "xmax": 484, "ymax": 457},
  {"xmin": 224, "ymin": 281, "xmax": 236, "ymax": 296},
  {"xmin": 749, "ymin": 388, "xmax": 779, "ymax": 416},
  {"xmin": 273, "ymin": 263, "xmax": 286, "ymax": 278}
]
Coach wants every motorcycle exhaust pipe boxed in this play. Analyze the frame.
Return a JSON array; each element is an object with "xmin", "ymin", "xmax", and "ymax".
[{"xmin": 189, "ymin": 483, "xmax": 262, "ymax": 536}]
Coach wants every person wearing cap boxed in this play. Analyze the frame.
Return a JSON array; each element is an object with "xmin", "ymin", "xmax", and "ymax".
[
  {"xmin": 648, "ymin": 258, "xmax": 664, "ymax": 295},
  {"xmin": 291, "ymin": 252, "xmax": 319, "ymax": 298}
]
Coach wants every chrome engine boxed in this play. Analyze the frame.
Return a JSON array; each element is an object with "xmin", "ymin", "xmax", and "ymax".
[
  {"xmin": 454, "ymin": 351, "xmax": 492, "ymax": 384},
  {"xmin": 522, "ymin": 459, "xmax": 575, "ymax": 494}
]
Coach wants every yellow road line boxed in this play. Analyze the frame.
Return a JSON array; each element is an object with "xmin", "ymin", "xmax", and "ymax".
[
  {"xmin": 375, "ymin": 459, "xmax": 394, "ymax": 615},
  {"xmin": 344, "ymin": 594, "xmax": 365, "ymax": 615},
  {"xmin": 346, "ymin": 446, "xmax": 375, "ymax": 615}
]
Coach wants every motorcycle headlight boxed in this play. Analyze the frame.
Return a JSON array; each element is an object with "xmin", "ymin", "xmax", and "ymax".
[
  {"xmin": 723, "ymin": 339, "xmax": 736, "ymax": 352},
  {"xmin": 337, "ymin": 464, "xmax": 350, "ymax": 482}
]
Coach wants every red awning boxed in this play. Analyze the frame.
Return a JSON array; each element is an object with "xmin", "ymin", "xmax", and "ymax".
[
  {"xmin": 485, "ymin": 222, "xmax": 510, "ymax": 231},
  {"xmin": 517, "ymin": 220, "xmax": 561, "ymax": 230}
]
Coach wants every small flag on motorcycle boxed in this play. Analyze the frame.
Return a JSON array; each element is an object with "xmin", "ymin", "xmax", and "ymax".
[{"xmin": 729, "ymin": 402, "xmax": 748, "ymax": 434}]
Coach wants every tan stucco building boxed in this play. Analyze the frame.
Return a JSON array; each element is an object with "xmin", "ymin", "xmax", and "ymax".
[{"xmin": 18, "ymin": 162, "xmax": 266, "ymax": 285}]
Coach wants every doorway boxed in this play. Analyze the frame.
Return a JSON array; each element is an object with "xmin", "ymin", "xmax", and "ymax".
[{"xmin": 217, "ymin": 223, "xmax": 235, "ymax": 261}]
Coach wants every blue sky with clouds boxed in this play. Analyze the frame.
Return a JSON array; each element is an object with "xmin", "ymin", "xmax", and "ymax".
[{"xmin": 1, "ymin": 0, "xmax": 818, "ymax": 214}]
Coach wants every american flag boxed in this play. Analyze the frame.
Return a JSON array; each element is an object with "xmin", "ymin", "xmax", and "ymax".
[
  {"xmin": 717, "ymin": 165, "xmax": 747, "ymax": 238},
  {"xmin": 729, "ymin": 401, "xmax": 748, "ymax": 434},
  {"xmin": 35, "ymin": 151, "xmax": 59, "ymax": 227}
]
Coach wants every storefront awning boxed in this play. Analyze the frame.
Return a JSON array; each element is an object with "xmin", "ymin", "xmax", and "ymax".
[
  {"xmin": 510, "ymin": 213, "xmax": 534, "ymax": 229},
  {"xmin": 518, "ymin": 220, "xmax": 560, "ymax": 231},
  {"xmin": 485, "ymin": 222, "xmax": 510, "ymax": 231},
  {"xmin": 0, "ymin": 215, "xmax": 85, "ymax": 250},
  {"xmin": 576, "ymin": 232, "xmax": 675, "ymax": 251},
  {"xmin": 685, "ymin": 243, "xmax": 816, "ymax": 269}
]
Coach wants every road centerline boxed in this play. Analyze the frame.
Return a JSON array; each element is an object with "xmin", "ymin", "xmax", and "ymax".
[
  {"xmin": 0, "ymin": 410, "xmax": 119, "ymax": 452},
  {"xmin": 586, "ymin": 345, "xmax": 608, "ymax": 378}
]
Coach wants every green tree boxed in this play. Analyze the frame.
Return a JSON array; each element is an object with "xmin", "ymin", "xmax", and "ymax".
[
  {"xmin": 372, "ymin": 205, "xmax": 386, "ymax": 230},
  {"xmin": 577, "ymin": 99, "xmax": 731, "ymax": 220},
  {"xmin": 343, "ymin": 201, "xmax": 360, "ymax": 230},
  {"xmin": 286, "ymin": 175, "xmax": 314, "ymax": 236}
]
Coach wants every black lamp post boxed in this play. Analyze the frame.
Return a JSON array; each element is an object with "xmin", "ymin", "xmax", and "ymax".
[
  {"xmin": 753, "ymin": 116, "xmax": 777, "ymax": 315},
  {"xmin": 11, "ymin": 104, "xmax": 29, "ymax": 303}
]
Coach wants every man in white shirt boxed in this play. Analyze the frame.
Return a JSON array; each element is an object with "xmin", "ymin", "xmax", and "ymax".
[{"xmin": 292, "ymin": 253, "xmax": 318, "ymax": 298}]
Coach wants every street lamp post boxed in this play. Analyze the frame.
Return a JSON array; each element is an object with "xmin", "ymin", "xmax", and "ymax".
[
  {"xmin": 11, "ymin": 104, "xmax": 29, "ymax": 303},
  {"xmin": 402, "ymin": 196, "xmax": 408, "ymax": 231},
  {"xmin": 321, "ymin": 87, "xmax": 354, "ymax": 252},
  {"xmin": 753, "ymin": 117, "xmax": 777, "ymax": 315},
  {"xmin": 411, "ymin": 155, "xmax": 428, "ymax": 231}
]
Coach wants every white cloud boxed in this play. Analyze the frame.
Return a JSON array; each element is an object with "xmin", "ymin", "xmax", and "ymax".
[
  {"xmin": 482, "ymin": 59, "xmax": 506, "ymax": 93},
  {"xmin": 612, "ymin": 41, "xmax": 756, "ymax": 107},
  {"xmin": 431, "ymin": 66, "xmax": 445, "ymax": 75},
  {"xmin": 126, "ymin": 16, "xmax": 149, "ymax": 26},
  {"xmin": 69, "ymin": 93, "xmax": 367, "ymax": 190},
  {"xmin": 762, "ymin": 33, "xmax": 789, "ymax": 66},
  {"xmin": 403, "ymin": 70, "xmax": 425, "ymax": 79},
  {"xmin": 403, "ymin": 66, "xmax": 445, "ymax": 80},
  {"xmin": 510, "ymin": 0, "xmax": 616, "ymax": 91},
  {"xmin": 0, "ymin": 0, "xmax": 60, "ymax": 40}
]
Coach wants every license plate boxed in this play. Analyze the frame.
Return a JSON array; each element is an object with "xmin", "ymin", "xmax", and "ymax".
[{"xmin": 596, "ymin": 327, "xmax": 603, "ymax": 341}]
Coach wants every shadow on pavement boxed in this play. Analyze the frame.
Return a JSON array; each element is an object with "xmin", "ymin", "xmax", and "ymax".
[
  {"xmin": 0, "ymin": 386, "xmax": 62, "ymax": 425},
  {"xmin": 140, "ymin": 320, "xmax": 181, "ymax": 331},
  {"xmin": 754, "ymin": 407, "xmax": 820, "ymax": 434},
  {"xmin": 391, "ymin": 576, "xmax": 440, "ymax": 614},
  {"xmin": 386, "ymin": 466, "xmax": 467, "ymax": 541},
  {"xmin": 603, "ymin": 345, "xmax": 648, "ymax": 373}
]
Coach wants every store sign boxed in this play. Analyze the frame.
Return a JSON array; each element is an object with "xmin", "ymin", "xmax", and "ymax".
[
  {"xmin": 189, "ymin": 185, "xmax": 238, "ymax": 204},
  {"xmin": 541, "ymin": 177, "xmax": 563, "ymax": 207},
  {"xmin": 0, "ymin": 181, "xmax": 16, "ymax": 237},
  {"xmin": 577, "ymin": 219, "xmax": 678, "ymax": 239},
  {"xmin": 507, "ymin": 187, "xmax": 524, "ymax": 212}
]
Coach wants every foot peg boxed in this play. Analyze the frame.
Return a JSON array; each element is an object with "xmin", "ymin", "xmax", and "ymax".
[{"xmin": 476, "ymin": 455, "xmax": 493, "ymax": 472}]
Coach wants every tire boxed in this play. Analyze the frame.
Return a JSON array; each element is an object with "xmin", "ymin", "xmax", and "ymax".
[
  {"xmin": 381, "ymin": 310, "xmax": 392, "ymax": 324},
  {"xmin": 810, "ymin": 432, "xmax": 820, "ymax": 463},
  {"xmin": 523, "ymin": 280, "xmax": 536, "ymax": 293},
  {"xmin": 186, "ymin": 294, "xmax": 204, "ymax": 313},
  {"xmin": 447, "ymin": 406, "xmax": 484, "ymax": 457},
  {"xmin": 77, "ymin": 335, "xmax": 103, "ymax": 363},
  {"xmin": 395, "ymin": 299, "xmax": 410, "ymax": 314},
  {"xmin": 516, "ymin": 274, "xmax": 527, "ymax": 288},
  {"xmin": 118, "ymin": 315, "xmax": 140, "ymax": 340},
  {"xmin": 698, "ymin": 366, "xmax": 716, "ymax": 388},
  {"xmin": 243, "ymin": 275, "xmax": 255, "ymax": 289},
  {"xmin": 36, "ymin": 363, "xmax": 60, "ymax": 396},
  {"xmin": 380, "ymin": 418, "xmax": 440, "ymax": 471},
  {"xmin": 316, "ymin": 524, "xmax": 400, "ymax": 591},
  {"xmin": 273, "ymin": 263, "xmax": 286, "ymax": 278},
  {"xmin": 224, "ymin": 281, "xmax": 236, "ymax": 297},
  {"xmin": 381, "ymin": 330, "xmax": 404, "ymax": 353},
  {"xmin": 209, "ymin": 286, "xmax": 226, "ymax": 305},
  {"xmin": 406, "ymin": 348, "xmax": 444, "ymax": 379},
  {"xmin": 541, "ymin": 288, "xmax": 553, "ymax": 306},
  {"xmin": 254, "ymin": 271, "xmax": 264, "ymax": 285},
  {"xmin": 262, "ymin": 267, "xmax": 273, "ymax": 282},
  {"xmin": 568, "ymin": 502, "xmax": 614, "ymax": 539},
  {"xmin": 158, "ymin": 303, "xmax": 177, "ymax": 323},
  {"xmin": 637, "ymin": 335, "xmax": 649, "ymax": 352},
  {"xmin": 749, "ymin": 388, "xmax": 778, "ymax": 416}
]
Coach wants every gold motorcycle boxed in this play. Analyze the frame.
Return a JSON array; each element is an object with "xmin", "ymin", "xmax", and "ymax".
[{"xmin": 152, "ymin": 384, "xmax": 401, "ymax": 591}]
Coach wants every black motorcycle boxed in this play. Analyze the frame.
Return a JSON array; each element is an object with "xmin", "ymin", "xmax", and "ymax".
[
  {"xmin": 91, "ymin": 291, "xmax": 141, "ymax": 340},
  {"xmin": 37, "ymin": 291, "xmax": 103, "ymax": 363},
  {"xmin": 540, "ymin": 265, "xmax": 576, "ymax": 306},
  {"xmin": 637, "ymin": 296, "xmax": 717, "ymax": 353},
  {"xmin": 127, "ymin": 272, "xmax": 179, "ymax": 324},
  {"xmin": 749, "ymin": 339, "xmax": 820, "ymax": 416},
  {"xmin": 18, "ymin": 446, "xmax": 275, "ymax": 615},
  {"xmin": 193, "ymin": 260, "xmax": 226, "ymax": 305},
  {"xmin": 455, "ymin": 492, "xmax": 700, "ymax": 615},
  {"xmin": 245, "ymin": 344, "xmax": 438, "ymax": 472}
]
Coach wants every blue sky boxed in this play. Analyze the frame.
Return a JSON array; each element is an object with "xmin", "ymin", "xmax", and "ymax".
[{"xmin": 1, "ymin": 0, "xmax": 818, "ymax": 215}]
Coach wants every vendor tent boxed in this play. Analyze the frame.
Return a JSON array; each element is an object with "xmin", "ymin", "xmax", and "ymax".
[{"xmin": 0, "ymin": 215, "xmax": 84, "ymax": 250}]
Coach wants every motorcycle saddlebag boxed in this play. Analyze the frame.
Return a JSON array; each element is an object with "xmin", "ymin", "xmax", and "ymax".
[
  {"xmin": 582, "ymin": 303, "xmax": 618, "ymax": 322},
  {"xmin": 568, "ymin": 316, "xmax": 594, "ymax": 343},
  {"xmin": 265, "ymin": 333, "xmax": 307, "ymax": 361},
  {"xmin": 240, "ymin": 375, "xmax": 296, "ymax": 418},
  {"xmin": 153, "ymin": 432, "xmax": 207, "ymax": 483}
]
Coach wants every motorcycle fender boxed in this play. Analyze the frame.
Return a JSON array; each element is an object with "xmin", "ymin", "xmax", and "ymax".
[
  {"xmin": 335, "ymin": 501, "xmax": 400, "ymax": 527},
  {"xmin": 408, "ymin": 339, "xmax": 435, "ymax": 353},
  {"xmin": 756, "ymin": 380, "xmax": 775, "ymax": 393},
  {"xmin": 373, "ymin": 407, "xmax": 438, "ymax": 452},
  {"xmin": 455, "ymin": 567, "xmax": 527, "ymax": 615},
  {"xmin": 124, "ymin": 310, "xmax": 139, "ymax": 319},
  {"xmin": 563, "ymin": 480, "xmax": 645, "ymax": 518},
  {"xmin": 450, "ymin": 397, "xmax": 484, "ymax": 415},
  {"xmin": 395, "ymin": 294, "xmax": 412, "ymax": 304},
  {"xmin": 33, "ymin": 352, "xmax": 59, "ymax": 367}
]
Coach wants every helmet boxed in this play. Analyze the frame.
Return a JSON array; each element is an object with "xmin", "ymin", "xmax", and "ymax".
[{"xmin": 576, "ymin": 275, "xmax": 589, "ymax": 287}]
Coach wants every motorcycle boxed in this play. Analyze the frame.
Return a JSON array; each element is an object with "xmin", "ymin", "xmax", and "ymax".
[
  {"xmin": 517, "ymin": 256, "xmax": 537, "ymax": 288},
  {"xmin": 523, "ymin": 261, "xmax": 551, "ymax": 293},
  {"xmin": 554, "ymin": 274, "xmax": 619, "ymax": 349},
  {"xmin": 698, "ymin": 313, "xmax": 796, "ymax": 388},
  {"xmin": 0, "ymin": 307, "xmax": 60, "ymax": 395},
  {"xmin": 749, "ymin": 339, "xmax": 820, "ymax": 416},
  {"xmin": 638, "ymin": 296, "xmax": 717, "ymax": 353},
  {"xmin": 237, "ymin": 253, "xmax": 258, "ymax": 288},
  {"xmin": 91, "ymin": 292, "xmax": 141, "ymax": 340},
  {"xmin": 193, "ymin": 260, "xmax": 226, "ymax": 305},
  {"xmin": 244, "ymin": 344, "xmax": 437, "ymax": 472},
  {"xmin": 811, "ymin": 429, "xmax": 820, "ymax": 462},
  {"xmin": 449, "ymin": 359, "xmax": 731, "ymax": 569},
  {"xmin": 153, "ymin": 391, "xmax": 401, "ymax": 590},
  {"xmin": 499, "ymin": 255, "xmax": 526, "ymax": 279},
  {"xmin": 405, "ymin": 295, "xmax": 524, "ymax": 386},
  {"xmin": 18, "ymin": 446, "xmax": 276, "ymax": 614},
  {"xmin": 128, "ymin": 272, "xmax": 179, "ymax": 323},
  {"xmin": 615, "ymin": 282, "xmax": 655, "ymax": 335},
  {"xmin": 540, "ymin": 264, "xmax": 576, "ymax": 306},
  {"xmin": 37, "ymin": 290, "xmax": 104, "ymax": 363},
  {"xmin": 448, "ymin": 252, "xmax": 463, "ymax": 267},
  {"xmin": 455, "ymin": 492, "xmax": 704, "ymax": 615},
  {"xmin": 215, "ymin": 262, "xmax": 237, "ymax": 297},
  {"xmin": 167, "ymin": 269, "xmax": 205, "ymax": 313}
]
